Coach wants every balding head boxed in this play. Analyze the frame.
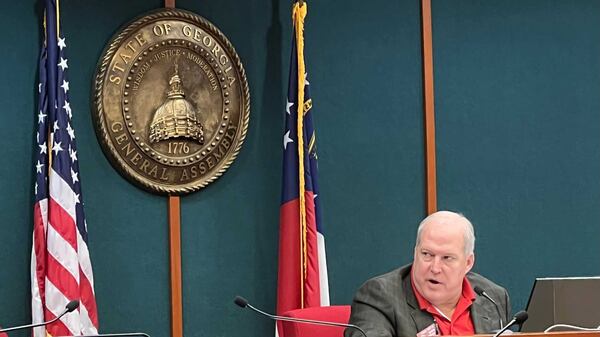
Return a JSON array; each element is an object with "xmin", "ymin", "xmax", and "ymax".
[
  {"xmin": 411, "ymin": 210, "xmax": 476, "ymax": 311},
  {"xmin": 415, "ymin": 211, "xmax": 475, "ymax": 256}
]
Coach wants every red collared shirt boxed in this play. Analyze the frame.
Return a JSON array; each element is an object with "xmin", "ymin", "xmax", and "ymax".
[{"xmin": 411, "ymin": 272, "xmax": 476, "ymax": 336}]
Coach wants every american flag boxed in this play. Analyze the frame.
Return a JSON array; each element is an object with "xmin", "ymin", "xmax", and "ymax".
[
  {"xmin": 276, "ymin": 3, "xmax": 329, "ymax": 336},
  {"xmin": 31, "ymin": 0, "xmax": 99, "ymax": 336}
]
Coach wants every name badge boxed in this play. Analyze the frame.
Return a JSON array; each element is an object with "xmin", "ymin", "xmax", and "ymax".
[{"xmin": 417, "ymin": 323, "xmax": 438, "ymax": 337}]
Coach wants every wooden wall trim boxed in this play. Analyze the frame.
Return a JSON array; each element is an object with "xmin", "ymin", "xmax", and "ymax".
[
  {"xmin": 164, "ymin": 3, "xmax": 181, "ymax": 336},
  {"xmin": 421, "ymin": 0, "xmax": 438, "ymax": 215},
  {"xmin": 168, "ymin": 195, "xmax": 183, "ymax": 337}
]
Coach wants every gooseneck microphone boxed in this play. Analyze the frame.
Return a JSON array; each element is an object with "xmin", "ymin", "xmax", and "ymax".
[
  {"xmin": 473, "ymin": 286, "xmax": 504, "ymax": 329},
  {"xmin": 492, "ymin": 310, "xmax": 528, "ymax": 337},
  {"xmin": 234, "ymin": 296, "xmax": 367, "ymax": 337},
  {"xmin": 0, "ymin": 300, "xmax": 80, "ymax": 333},
  {"xmin": 45, "ymin": 328, "xmax": 151, "ymax": 337}
]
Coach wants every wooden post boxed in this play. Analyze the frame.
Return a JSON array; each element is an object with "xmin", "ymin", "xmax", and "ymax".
[
  {"xmin": 164, "ymin": 1, "xmax": 182, "ymax": 336},
  {"xmin": 168, "ymin": 195, "xmax": 183, "ymax": 337},
  {"xmin": 421, "ymin": 0, "xmax": 437, "ymax": 215},
  {"xmin": 164, "ymin": 2, "xmax": 181, "ymax": 337},
  {"xmin": 164, "ymin": 4, "xmax": 181, "ymax": 337}
]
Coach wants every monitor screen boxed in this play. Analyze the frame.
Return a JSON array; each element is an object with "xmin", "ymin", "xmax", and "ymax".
[{"xmin": 521, "ymin": 277, "xmax": 600, "ymax": 332}]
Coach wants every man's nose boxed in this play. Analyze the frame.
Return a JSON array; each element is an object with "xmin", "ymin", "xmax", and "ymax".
[{"xmin": 431, "ymin": 257, "xmax": 442, "ymax": 273}]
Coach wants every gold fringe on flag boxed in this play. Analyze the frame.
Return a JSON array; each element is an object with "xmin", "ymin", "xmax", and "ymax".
[{"xmin": 292, "ymin": 0, "xmax": 308, "ymax": 308}]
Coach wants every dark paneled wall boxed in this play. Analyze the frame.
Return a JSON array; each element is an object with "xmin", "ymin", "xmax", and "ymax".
[{"xmin": 0, "ymin": 1, "xmax": 598, "ymax": 337}]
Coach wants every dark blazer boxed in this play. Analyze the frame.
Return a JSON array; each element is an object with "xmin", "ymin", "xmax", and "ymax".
[{"xmin": 345, "ymin": 264, "xmax": 510, "ymax": 337}]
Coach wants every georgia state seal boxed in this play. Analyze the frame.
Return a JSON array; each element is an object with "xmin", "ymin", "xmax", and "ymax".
[{"xmin": 93, "ymin": 8, "xmax": 250, "ymax": 195}]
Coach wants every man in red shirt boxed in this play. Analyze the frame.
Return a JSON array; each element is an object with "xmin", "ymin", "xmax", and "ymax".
[{"xmin": 346, "ymin": 211, "xmax": 510, "ymax": 337}]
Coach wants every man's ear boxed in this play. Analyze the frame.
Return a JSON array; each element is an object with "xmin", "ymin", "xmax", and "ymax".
[{"xmin": 465, "ymin": 253, "xmax": 475, "ymax": 273}]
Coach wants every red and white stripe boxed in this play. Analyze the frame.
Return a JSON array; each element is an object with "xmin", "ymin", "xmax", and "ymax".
[
  {"xmin": 31, "ymin": 169, "xmax": 98, "ymax": 337},
  {"xmin": 316, "ymin": 233, "xmax": 329, "ymax": 306}
]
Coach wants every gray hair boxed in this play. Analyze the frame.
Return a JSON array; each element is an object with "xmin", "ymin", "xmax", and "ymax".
[{"xmin": 415, "ymin": 211, "xmax": 475, "ymax": 256}]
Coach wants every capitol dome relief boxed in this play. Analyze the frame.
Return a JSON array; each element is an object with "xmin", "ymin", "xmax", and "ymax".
[{"xmin": 149, "ymin": 62, "xmax": 205, "ymax": 144}]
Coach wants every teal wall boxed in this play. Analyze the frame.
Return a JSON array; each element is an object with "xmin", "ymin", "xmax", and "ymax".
[
  {"xmin": 0, "ymin": 1, "xmax": 598, "ymax": 337},
  {"xmin": 432, "ymin": 0, "xmax": 600, "ymax": 312}
]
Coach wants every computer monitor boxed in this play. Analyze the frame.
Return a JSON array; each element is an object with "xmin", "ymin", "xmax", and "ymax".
[{"xmin": 521, "ymin": 277, "xmax": 600, "ymax": 332}]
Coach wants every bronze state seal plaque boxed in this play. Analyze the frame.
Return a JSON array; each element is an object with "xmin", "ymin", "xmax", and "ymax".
[{"xmin": 93, "ymin": 9, "xmax": 249, "ymax": 195}]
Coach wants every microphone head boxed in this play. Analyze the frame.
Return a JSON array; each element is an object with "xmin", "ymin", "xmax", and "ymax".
[
  {"xmin": 473, "ymin": 286, "xmax": 485, "ymax": 296},
  {"xmin": 65, "ymin": 300, "xmax": 80, "ymax": 312},
  {"xmin": 513, "ymin": 310, "xmax": 528, "ymax": 324},
  {"xmin": 234, "ymin": 296, "xmax": 248, "ymax": 308}
]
